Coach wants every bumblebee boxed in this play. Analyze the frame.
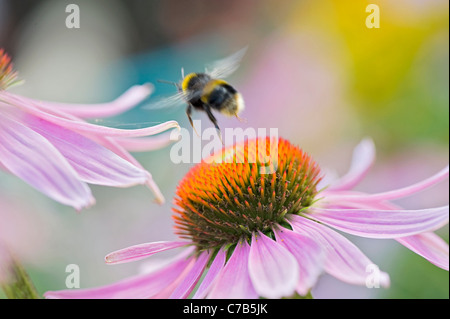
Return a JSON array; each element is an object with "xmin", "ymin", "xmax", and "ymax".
[{"xmin": 152, "ymin": 48, "xmax": 247, "ymax": 141}]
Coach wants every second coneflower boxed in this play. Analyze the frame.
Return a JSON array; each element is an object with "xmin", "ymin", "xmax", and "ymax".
[
  {"xmin": 45, "ymin": 137, "xmax": 449, "ymax": 299},
  {"xmin": 0, "ymin": 49, "xmax": 179, "ymax": 209}
]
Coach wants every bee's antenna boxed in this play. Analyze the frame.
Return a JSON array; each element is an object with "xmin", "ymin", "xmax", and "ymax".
[
  {"xmin": 157, "ymin": 79, "xmax": 182, "ymax": 92},
  {"xmin": 157, "ymin": 79, "xmax": 177, "ymax": 86}
]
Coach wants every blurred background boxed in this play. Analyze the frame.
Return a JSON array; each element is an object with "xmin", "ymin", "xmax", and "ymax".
[{"xmin": 0, "ymin": 0, "xmax": 448, "ymax": 298}]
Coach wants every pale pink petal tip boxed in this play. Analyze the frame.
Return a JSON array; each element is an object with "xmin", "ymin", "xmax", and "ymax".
[
  {"xmin": 326, "ymin": 138, "xmax": 375, "ymax": 191},
  {"xmin": 146, "ymin": 179, "xmax": 165, "ymax": 205},
  {"xmin": 105, "ymin": 241, "xmax": 188, "ymax": 265},
  {"xmin": 75, "ymin": 195, "xmax": 96, "ymax": 212}
]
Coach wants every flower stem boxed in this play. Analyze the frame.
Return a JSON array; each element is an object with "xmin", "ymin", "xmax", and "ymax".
[
  {"xmin": 1, "ymin": 258, "xmax": 40, "ymax": 299},
  {"xmin": 284, "ymin": 291, "xmax": 314, "ymax": 299}
]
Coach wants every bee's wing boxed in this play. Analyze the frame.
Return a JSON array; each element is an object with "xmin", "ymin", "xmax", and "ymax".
[
  {"xmin": 142, "ymin": 90, "xmax": 187, "ymax": 110},
  {"xmin": 205, "ymin": 47, "xmax": 248, "ymax": 79},
  {"xmin": 142, "ymin": 89, "xmax": 203, "ymax": 110}
]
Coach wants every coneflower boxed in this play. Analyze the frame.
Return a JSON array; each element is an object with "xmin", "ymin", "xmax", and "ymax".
[{"xmin": 45, "ymin": 137, "xmax": 448, "ymax": 298}]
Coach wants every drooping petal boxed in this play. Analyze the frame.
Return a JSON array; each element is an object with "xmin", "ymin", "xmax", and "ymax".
[
  {"xmin": 90, "ymin": 134, "xmax": 165, "ymax": 204},
  {"xmin": 248, "ymin": 231, "xmax": 299, "ymax": 299},
  {"xmin": 327, "ymin": 138, "xmax": 376, "ymax": 191},
  {"xmin": 396, "ymin": 232, "xmax": 449, "ymax": 271},
  {"xmin": 169, "ymin": 251, "xmax": 210, "ymax": 299},
  {"xmin": 0, "ymin": 112, "xmax": 93, "ymax": 210},
  {"xmin": 22, "ymin": 114, "xmax": 152, "ymax": 187},
  {"xmin": 193, "ymin": 247, "xmax": 227, "ymax": 299},
  {"xmin": 273, "ymin": 226, "xmax": 325, "ymax": 296},
  {"xmin": 28, "ymin": 84, "xmax": 153, "ymax": 119},
  {"xmin": 208, "ymin": 240, "xmax": 258, "ymax": 299},
  {"xmin": 114, "ymin": 132, "xmax": 174, "ymax": 152},
  {"xmin": 105, "ymin": 241, "xmax": 189, "ymax": 264},
  {"xmin": 308, "ymin": 206, "xmax": 449, "ymax": 238},
  {"xmin": 290, "ymin": 215, "xmax": 390, "ymax": 287},
  {"xmin": 1, "ymin": 91, "xmax": 180, "ymax": 137},
  {"xmin": 45, "ymin": 251, "xmax": 194, "ymax": 299}
]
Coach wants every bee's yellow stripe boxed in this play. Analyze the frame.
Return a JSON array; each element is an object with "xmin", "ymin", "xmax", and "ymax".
[
  {"xmin": 181, "ymin": 73, "xmax": 197, "ymax": 93},
  {"xmin": 201, "ymin": 79, "xmax": 228, "ymax": 103}
]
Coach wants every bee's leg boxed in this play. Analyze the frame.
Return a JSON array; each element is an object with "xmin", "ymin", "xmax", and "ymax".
[
  {"xmin": 186, "ymin": 104, "xmax": 200, "ymax": 137},
  {"xmin": 235, "ymin": 113, "xmax": 247, "ymax": 123},
  {"xmin": 204, "ymin": 106, "xmax": 224, "ymax": 145}
]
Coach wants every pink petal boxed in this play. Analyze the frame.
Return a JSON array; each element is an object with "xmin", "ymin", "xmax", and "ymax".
[
  {"xmin": 367, "ymin": 165, "xmax": 449, "ymax": 201},
  {"xmin": 91, "ymin": 134, "xmax": 165, "ymax": 204},
  {"xmin": 2, "ymin": 91, "xmax": 180, "ymax": 137},
  {"xmin": 44, "ymin": 251, "xmax": 194, "ymax": 299},
  {"xmin": 396, "ymin": 232, "xmax": 449, "ymax": 271},
  {"xmin": 114, "ymin": 132, "xmax": 174, "ymax": 152},
  {"xmin": 30, "ymin": 84, "xmax": 153, "ymax": 119},
  {"xmin": 23, "ymin": 115, "xmax": 152, "ymax": 187},
  {"xmin": 325, "ymin": 166, "xmax": 449, "ymax": 203},
  {"xmin": 208, "ymin": 240, "xmax": 258, "ymax": 299},
  {"xmin": 169, "ymin": 251, "xmax": 210, "ymax": 299},
  {"xmin": 0, "ymin": 112, "xmax": 93, "ymax": 210},
  {"xmin": 308, "ymin": 206, "xmax": 449, "ymax": 238},
  {"xmin": 1, "ymin": 90, "xmax": 178, "ymax": 205},
  {"xmin": 248, "ymin": 231, "xmax": 299, "ymax": 299},
  {"xmin": 290, "ymin": 215, "xmax": 390, "ymax": 287},
  {"xmin": 273, "ymin": 227, "xmax": 325, "ymax": 296},
  {"xmin": 327, "ymin": 138, "xmax": 376, "ymax": 191},
  {"xmin": 193, "ymin": 247, "xmax": 227, "ymax": 299},
  {"xmin": 105, "ymin": 241, "xmax": 189, "ymax": 264}
]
